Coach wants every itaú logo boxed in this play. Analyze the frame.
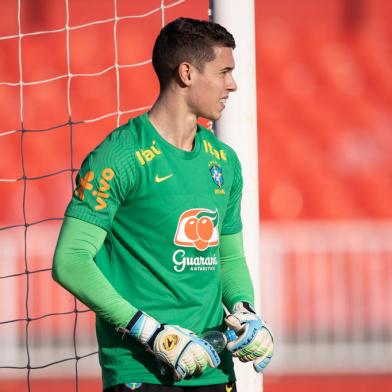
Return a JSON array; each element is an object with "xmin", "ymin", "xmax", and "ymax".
[{"xmin": 174, "ymin": 208, "xmax": 219, "ymax": 251}]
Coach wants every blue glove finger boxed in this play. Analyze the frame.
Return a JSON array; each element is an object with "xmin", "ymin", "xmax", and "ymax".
[
  {"xmin": 174, "ymin": 361, "xmax": 187, "ymax": 380},
  {"xmin": 253, "ymin": 354, "xmax": 273, "ymax": 373}
]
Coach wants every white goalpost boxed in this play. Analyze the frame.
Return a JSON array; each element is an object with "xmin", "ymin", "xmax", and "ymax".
[
  {"xmin": 213, "ymin": 1, "xmax": 263, "ymax": 391},
  {"xmin": 0, "ymin": 1, "xmax": 263, "ymax": 390}
]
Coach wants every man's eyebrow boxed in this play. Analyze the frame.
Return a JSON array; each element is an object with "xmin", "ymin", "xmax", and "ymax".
[{"xmin": 220, "ymin": 66, "xmax": 235, "ymax": 71}]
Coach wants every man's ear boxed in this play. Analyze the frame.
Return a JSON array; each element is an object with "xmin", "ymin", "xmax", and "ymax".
[{"xmin": 177, "ymin": 62, "xmax": 193, "ymax": 86}]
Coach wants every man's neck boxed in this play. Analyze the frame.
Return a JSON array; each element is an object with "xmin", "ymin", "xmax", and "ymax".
[{"xmin": 148, "ymin": 90, "xmax": 198, "ymax": 152}]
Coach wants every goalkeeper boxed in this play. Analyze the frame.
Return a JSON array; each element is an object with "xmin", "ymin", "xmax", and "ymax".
[{"xmin": 52, "ymin": 17, "xmax": 273, "ymax": 392}]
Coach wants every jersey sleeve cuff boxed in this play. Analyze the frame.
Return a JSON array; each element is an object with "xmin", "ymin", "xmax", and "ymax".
[
  {"xmin": 220, "ymin": 223, "xmax": 243, "ymax": 236},
  {"xmin": 65, "ymin": 209, "xmax": 111, "ymax": 232}
]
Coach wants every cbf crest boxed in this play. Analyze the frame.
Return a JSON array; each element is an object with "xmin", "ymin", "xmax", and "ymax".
[
  {"xmin": 208, "ymin": 161, "xmax": 225, "ymax": 195},
  {"xmin": 209, "ymin": 162, "xmax": 224, "ymax": 188}
]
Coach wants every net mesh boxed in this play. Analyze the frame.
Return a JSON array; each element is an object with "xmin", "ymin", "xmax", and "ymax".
[{"xmin": 0, "ymin": 1, "xmax": 208, "ymax": 390}]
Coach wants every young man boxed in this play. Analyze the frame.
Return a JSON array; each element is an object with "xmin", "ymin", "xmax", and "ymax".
[{"xmin": 52, "ymin": 17, "xmax": 273, "ymax": 392}]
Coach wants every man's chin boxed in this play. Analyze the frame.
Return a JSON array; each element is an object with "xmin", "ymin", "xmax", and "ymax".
[{"xmin": 207, "ymin": 113, "xmax": 222, "ymax": 122}]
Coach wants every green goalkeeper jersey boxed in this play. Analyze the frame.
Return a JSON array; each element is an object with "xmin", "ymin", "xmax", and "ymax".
[{"xmin": 65, "ymin": 112, "xmax": 243, "ymax": 388}]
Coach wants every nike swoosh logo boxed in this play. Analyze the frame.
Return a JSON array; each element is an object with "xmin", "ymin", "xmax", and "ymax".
[
  {"xmin": 225, "ymin": 386, "xmax": 233, "ymax": 392},
  {"xmin": 155, "ymin": 174, "xmax": 173, "ymax": 183}
]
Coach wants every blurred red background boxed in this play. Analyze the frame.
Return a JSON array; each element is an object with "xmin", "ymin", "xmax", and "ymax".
[{"xmin": 1, "ymin": 0, "xmax": 392, "ymax": 391}]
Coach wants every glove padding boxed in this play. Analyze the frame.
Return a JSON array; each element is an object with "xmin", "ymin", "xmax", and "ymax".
[
  {"xmin": 124, "ymin": 311, "xmax": 220, "ymax": 380},
  {"xmin": 225, "ymin": 302, "xmax": 273, "ymax": 373}
]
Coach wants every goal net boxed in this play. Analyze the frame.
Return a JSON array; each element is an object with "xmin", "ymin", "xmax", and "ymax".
[{"xmin": 0, "ymin": 1, "xmax": 209, "ymax": 390}]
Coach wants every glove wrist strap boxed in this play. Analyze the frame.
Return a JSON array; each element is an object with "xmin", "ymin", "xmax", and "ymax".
[
  {"xmin": 146, "ymin": 324, "xmax": 165, "ymax": 349},
  {"xmin": 119, "ymin": 310, "xmax": 161, "ymax": 345}
]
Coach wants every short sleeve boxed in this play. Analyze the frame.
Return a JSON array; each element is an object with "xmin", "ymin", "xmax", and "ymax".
[
  {"xmin": 221, "ymin": 153, "xmax": 243, "ymax": 235},
  {"xmin": 65, "ymin": 131, "xmax": 135, "ymax": 231}
]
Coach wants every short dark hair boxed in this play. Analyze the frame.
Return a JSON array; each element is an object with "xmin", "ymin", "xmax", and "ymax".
[{"xmin": 152, "ymin": 17, "xmax": 236, "ymax": 89}]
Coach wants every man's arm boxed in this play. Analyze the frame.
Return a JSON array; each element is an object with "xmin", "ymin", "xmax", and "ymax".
[
  {"xmin": 52, "ymin": 216, "xmax": 137, "ymax": 327},
  {"xmin": 220, "ymin": 231, "xmax": 274, "ymax": 373},
  {"xmin": 220, "ymin": 231, "xmax": 254, "ymax": 311},
  {"xmin": 52, "ymin": 216, "xmax": 220, "ymax": 380}
]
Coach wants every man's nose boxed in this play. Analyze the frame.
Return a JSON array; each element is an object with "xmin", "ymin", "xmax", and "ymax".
[{"xmin": 227, "ymin": 74, "xmax": 237, "ymax": 92}]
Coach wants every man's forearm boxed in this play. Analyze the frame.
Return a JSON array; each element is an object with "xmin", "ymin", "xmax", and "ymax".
[
  {"xmin": 52, "ymin": 216, "xmax": 137, "ymax": 328},
  {"xmin": 220, "ymin": 231, "xmax": 254, "ymax": 311}
]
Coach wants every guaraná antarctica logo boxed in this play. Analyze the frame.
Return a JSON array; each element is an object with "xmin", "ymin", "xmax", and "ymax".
[{"xmin": 172, "ymin": 208, "xmax": 219, "ymax": 272}]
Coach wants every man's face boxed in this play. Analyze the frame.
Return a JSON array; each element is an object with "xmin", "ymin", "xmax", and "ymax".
[{"xmin": 187, "ymin": 46, "xmax": 237, "ymax": 121}]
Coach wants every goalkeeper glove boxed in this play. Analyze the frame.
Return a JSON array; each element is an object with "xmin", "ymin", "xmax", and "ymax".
[
  {"xmin": 225, "ymin": 302, "xmax": 273, "ymax": 372},
  {"xmin": 121, "ymin": 311, "xmax": 221, "ymax": 380}
]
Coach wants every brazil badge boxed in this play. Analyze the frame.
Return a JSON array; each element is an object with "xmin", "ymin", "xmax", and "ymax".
[{"xmin": 210, "ymin": 165, "xmax": 224, "ymax": 188}]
